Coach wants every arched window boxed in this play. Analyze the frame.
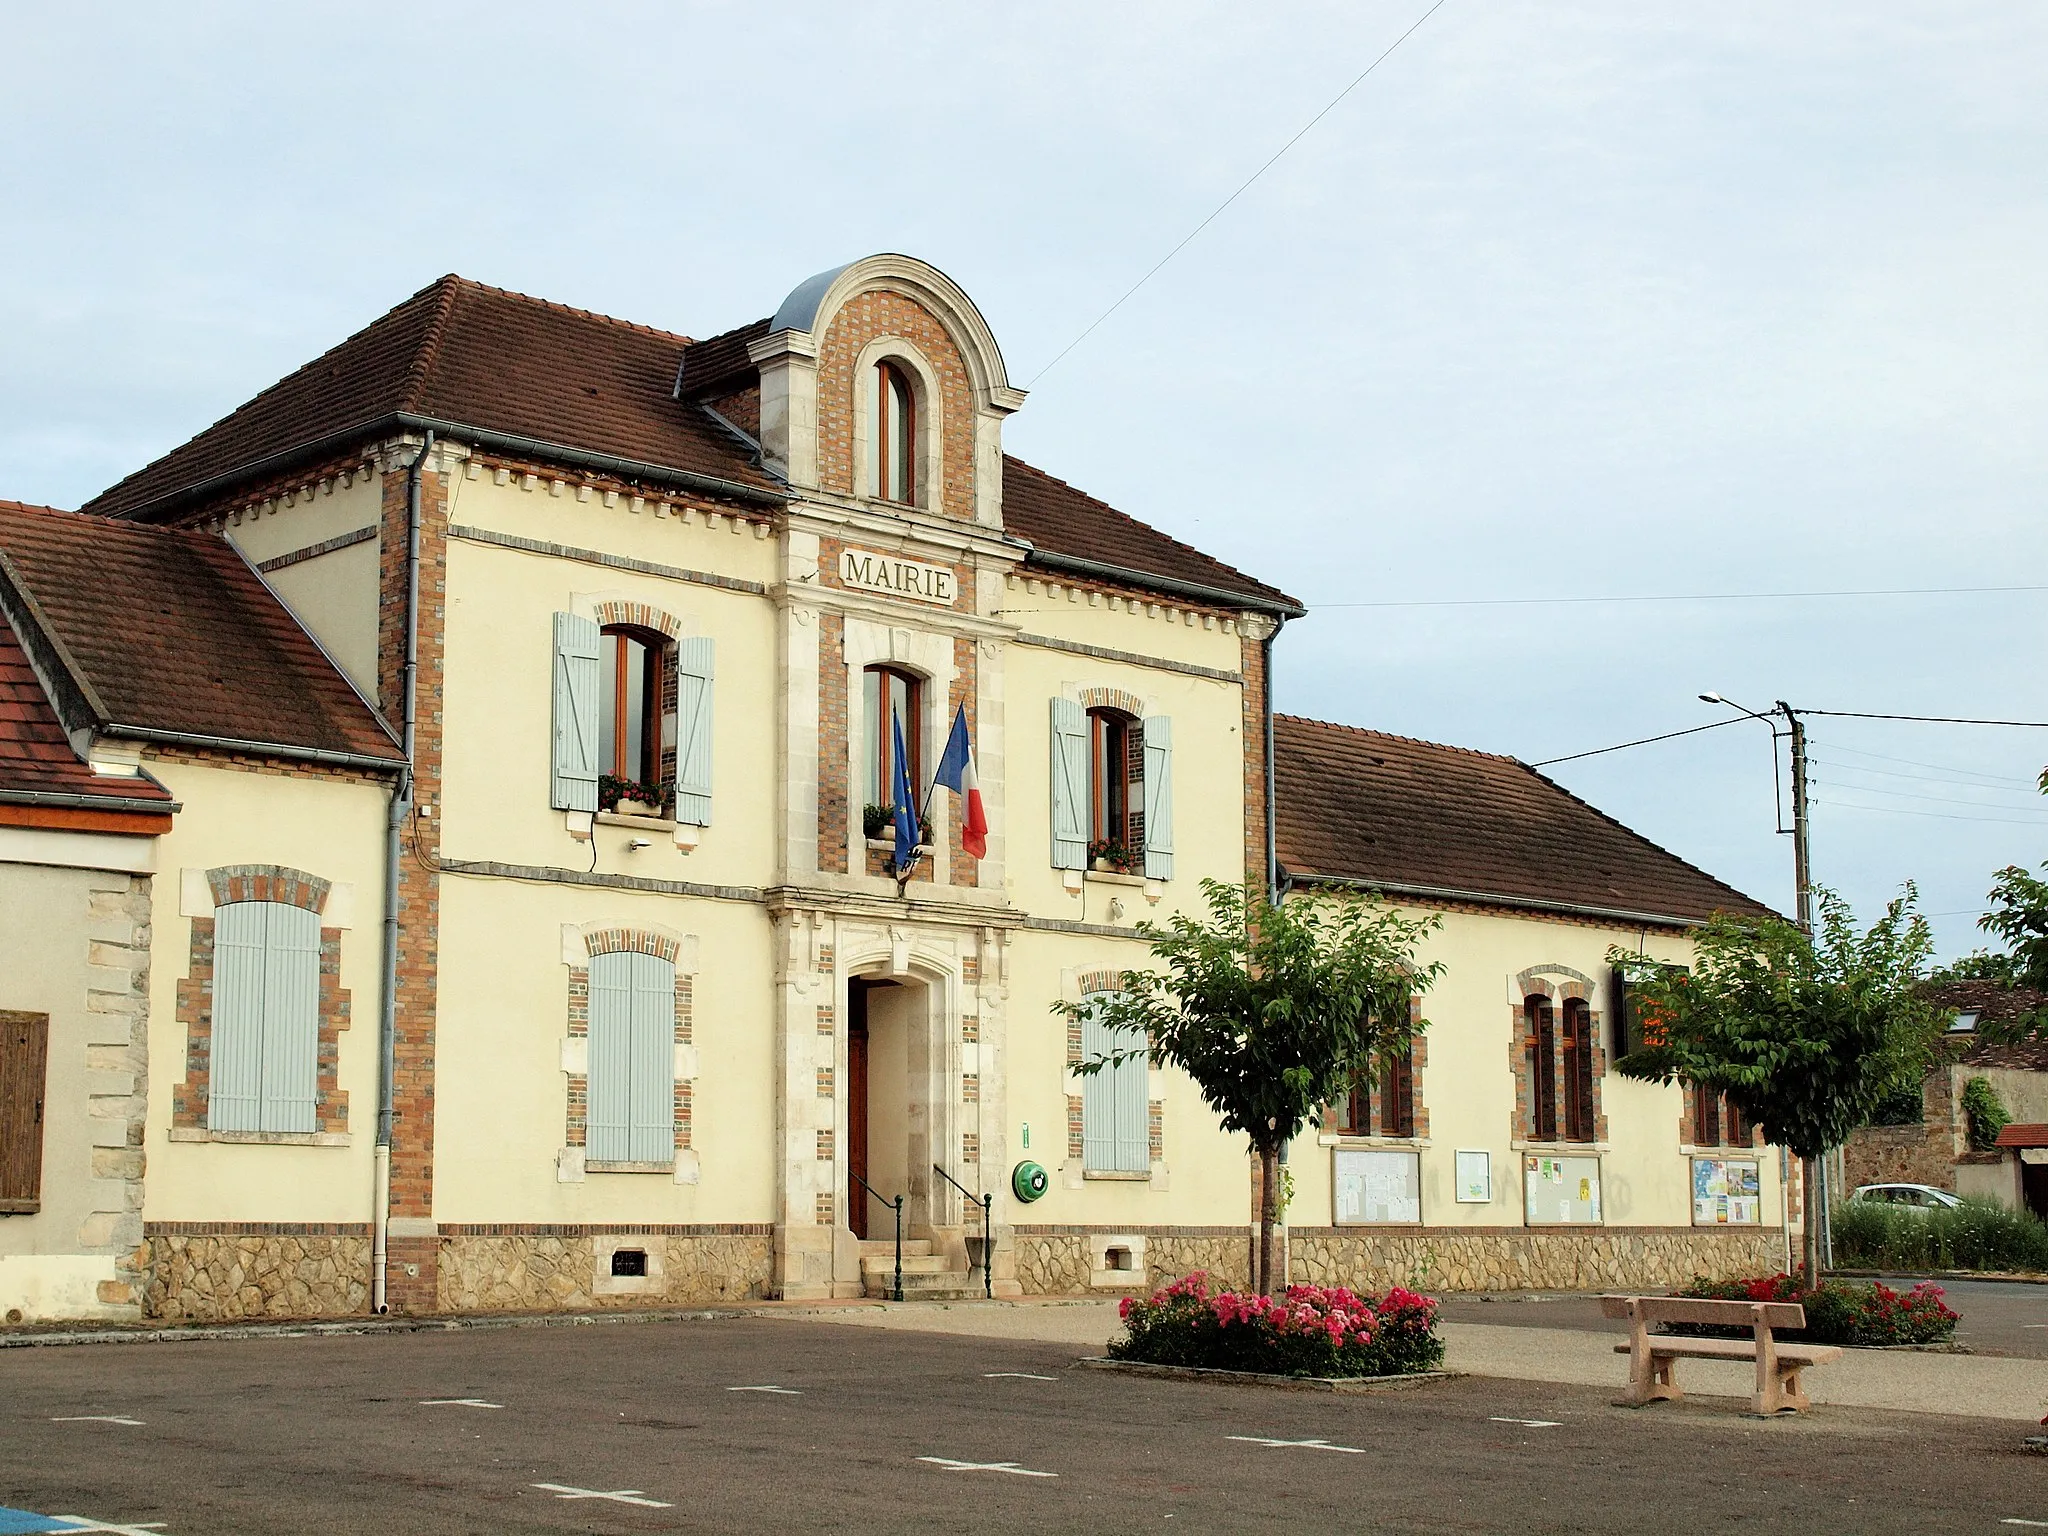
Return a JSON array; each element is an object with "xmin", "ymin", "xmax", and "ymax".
[
  {"xmin": 866, "ymin": 360, "xmax": 916, "ymax": 505},
  {"xmin": 1087, "ymin": 707, "xmax": 1136, "ymax": 851},
  {"xmin": 600, "ymin": 626, "xmax": 665, "ymax": 787},
  {"xmin": 587, "ymin": 948, "xmax": 677, "ymax": 1165},
  {"xmin": 863, "ymin": 664, "xmax": 923, "ymax": 811},
  {"xmin": 209, "ymin": 900, "xmax": 321, "ymax": 1134}
]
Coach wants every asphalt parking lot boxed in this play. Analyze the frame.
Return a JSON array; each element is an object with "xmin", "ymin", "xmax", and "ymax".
[{"xmin": 5, "ymin": 1314, "xmax": 2045, "ymax": 1534}]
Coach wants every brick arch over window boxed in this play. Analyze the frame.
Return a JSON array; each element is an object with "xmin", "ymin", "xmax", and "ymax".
[
  {"xmin": 590, "ymin": 599, "xmax": 684, "ymax": 642},
  {"xmin": 173, "ymin": 864, "xmax": 349, "ymax": 1137},
  {"xmin": 564, "ymin": 926, "xmax": 694, "ymax": 1161},
  {"xmin": 1077, "ymin": 687, "xmax": 1146, "ymax": 719},
  {"xmin": 1510, "ymin": 967, "xmax": 1607, "ymax": 1144}
]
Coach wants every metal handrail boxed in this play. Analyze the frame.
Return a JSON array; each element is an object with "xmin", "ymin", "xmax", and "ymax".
[
  {"xmin": 849, "ymin": 1171, "xmax": 903, "ymax": 1301},
  {"xmin": 932, "ymin": 1163, "xmax": 994, "ymax": 1300}
]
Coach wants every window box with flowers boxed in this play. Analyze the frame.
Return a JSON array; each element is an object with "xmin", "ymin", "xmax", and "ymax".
[
  {"xmin": 1089, "ymin": 838, "xmax": 1140, "ymax": 876},
  {"xmin": 600, "ymin": 775, "xmax": 673, "ymax": 820}
]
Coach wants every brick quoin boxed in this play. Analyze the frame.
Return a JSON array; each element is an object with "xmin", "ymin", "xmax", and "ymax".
[
  {"xmin": 378, "ymin": 455, "xmax": 449, "ymax": 1314},
  {"xmin": 1240, "ymin": 624, "xmax": 1270, "ymax": 891},
  {"xmin": 817, "ymin": 611, "xmax": 849, "ymax": 872}
]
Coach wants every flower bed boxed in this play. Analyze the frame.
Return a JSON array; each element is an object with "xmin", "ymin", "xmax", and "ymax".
[
  {"xmin": 1110, "ymin": 1272, "xmax": 1445, "ymax": 1378},
  {"xmin": 1673, "ymin": 1273, "xmax": 1958, "ymax": 1347}
]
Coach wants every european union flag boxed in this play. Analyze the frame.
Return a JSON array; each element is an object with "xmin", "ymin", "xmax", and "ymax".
[{"xmin": 891, "ymin": 710, "xmax": 920, "ymax": 874}]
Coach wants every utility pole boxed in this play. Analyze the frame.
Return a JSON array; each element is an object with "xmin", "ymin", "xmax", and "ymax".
[{"xmin": 1776, "ymin": 699, "xmax": 1832, "ymax": 1270}]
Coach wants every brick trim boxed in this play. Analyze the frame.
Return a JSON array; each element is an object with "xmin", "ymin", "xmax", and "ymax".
[
  {"xmin": 590, "ymin": 599, "xmax": 683, "ymax": 642},
  {"xmin": 1077, "ymin": 686, "xmax": 1145, "ymax": 718},
  {"xmin": 172, "ymin": 865, "xmax": 351, "ymax": 1135}
]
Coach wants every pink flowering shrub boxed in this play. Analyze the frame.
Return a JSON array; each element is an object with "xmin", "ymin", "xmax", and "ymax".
[
  {"xmin": 1111, "ymin": 1272, "xmax": 1444, "ymax": 1377},
  {"xmin": 1676, "ymin": 1273, "xmax": 1958, "ymax": 1347}
]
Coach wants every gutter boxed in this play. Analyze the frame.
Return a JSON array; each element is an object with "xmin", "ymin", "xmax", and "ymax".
[
  {"xmin": 1021, "ymin": 547, "xmax": 1306, "ymax": 620},
  {"xmin": 98, "ymin": 411, "xmax": 788, "ymax": 525},
  {"xmin": 373, "ymin": 429, "xmax": 430, "ymax": 1314},
  {"xmin": 1282, "ymin": 871, "xmax": 1707, "ymax": 931},
  {"xmin": 0, "ymin": 787, "xmax": 183, "ymax": 814},
  {"xmin": 101, "ymin": 725, "xmax": 402, "ymax": 777},
  {"xmin": 1264, "ymin": 616, "xmax": 1286, "ymax": 903}
]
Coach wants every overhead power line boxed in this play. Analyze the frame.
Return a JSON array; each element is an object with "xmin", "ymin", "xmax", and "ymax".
[
  {"xmin": 1803, "ymin": 709, "xmax": 2048, "ymax": 728},
  {"xmin": 1529, "ymin": 716, "xmax": 1745, "ymax": 768},
  {"xmin": 1813, "ymin": 796, "xmax": 2048, "ymax": 829},
  {"xmin": 1312, "ymin": 583, "xmax": 2048, "ymax": 611},
  {"xmin": 1027, "ymin": 0, "xmax": 1452, "ymax": 386}
]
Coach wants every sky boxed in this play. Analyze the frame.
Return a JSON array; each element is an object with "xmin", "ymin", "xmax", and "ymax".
[{"xmin": 3, "ymin": 1, "xmax": 2044, "ymax": 960}]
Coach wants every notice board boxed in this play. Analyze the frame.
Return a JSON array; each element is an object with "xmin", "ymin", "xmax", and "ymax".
[
  {"xmin": 1334, "ymin": 1148, "xmax": 1421, "ymax": 1225},
  {"xmin": 1691, "ymin": 1157, "xmax": 1761, "ymax": 1225},
  {"xmin": 1524, "ymin": 1154, "xmax": 1601, "ymax": 1225}
]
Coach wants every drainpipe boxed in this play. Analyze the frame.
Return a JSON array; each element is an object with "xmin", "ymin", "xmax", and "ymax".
[
  {"xmin": 373, "ymin": 429, "xmax": 431, "ymax": 1313},
  {"xmin": 1262, "ymin": 615, "xmax": 1286, "ymax": 904}
]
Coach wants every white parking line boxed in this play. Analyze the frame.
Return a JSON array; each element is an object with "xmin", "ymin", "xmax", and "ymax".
[
  {"xmin": 918, "ymin": 1457, "xmax": 1058, "ymax": 1478},
  {"xmin": 43, "ymin": 1520, "xmax": 167, "ymax": 1534},
  {"xmin": 2001, "ymin": 1521, "xmax": 2048, "ymax": 1528},
  {"xmin": 726, "ymin": 1385, "xmax": 802, "ymax": 1394},
  {"xmin": 1227, "ymin": 1435, "xmax": 1366, "ymax": 1454},
  {"xmin": 531, "ymin": 1483, "xmax": 673, "ymax": 1508},
  {"xmin": 1490, "ymin": 1417, "xmax": 1563, "ymax": 1428},
  {"xmin": 983, "ymin": 1372, "xmax": 1058, "ymax": 1381},
  {"xmin": 49, "ymin": 1417, "xmax": 145, "ymax": 1427},
  {"xmin": 420, "ymin": 1399, "xmax": 502, "ymax": 1409}
]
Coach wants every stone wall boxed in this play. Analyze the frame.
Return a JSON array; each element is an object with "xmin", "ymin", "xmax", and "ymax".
[
  {"xmin": 1013, "ymin": 1224, "xmax": 1781, "ymax": 1297},
  {"xmin": 142, "ymin": 1230, "xmax": 371, "ymax": 1321},
  {"xmin": 1843, "ymin": 1123, "xmax": 1955, "ymax": 1193},
  {"xmin": 436, "ymin": 1231, "xmax": 773, "ymax": 1312},
  {"xmin": 1288, "ymin": 1226, "xmax": 1784, "ymax": 1294}
]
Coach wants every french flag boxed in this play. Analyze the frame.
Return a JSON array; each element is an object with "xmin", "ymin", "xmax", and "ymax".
[{"xmin": 932, "ymin": 704, "xmax": 988, "ymax": 859}]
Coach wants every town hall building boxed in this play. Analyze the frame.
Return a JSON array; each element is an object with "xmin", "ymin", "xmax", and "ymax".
[{"xmin": 0, "ymin": 256, "xmax": 1788, "ymax": 1322}]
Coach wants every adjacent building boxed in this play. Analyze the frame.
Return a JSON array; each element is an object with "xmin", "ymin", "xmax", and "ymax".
[{"xmin": 0, "ymin": 256, "xmax": 1790, "ymax": 1322}]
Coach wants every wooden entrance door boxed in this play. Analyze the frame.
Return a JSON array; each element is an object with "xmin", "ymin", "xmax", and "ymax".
[{"xmin": 847, "ymin": 980, "xmax": 869, "ymax": 1240}]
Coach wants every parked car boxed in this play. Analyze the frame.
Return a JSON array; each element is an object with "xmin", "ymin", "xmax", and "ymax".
[{"xmin": 1850, "ymin": 1182, "xmax": 1964, "ymax": 1213}]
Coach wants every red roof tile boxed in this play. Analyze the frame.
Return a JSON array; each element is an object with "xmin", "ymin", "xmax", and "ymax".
[
  {"xmin": 1274, "ymin": 713, "xmax": 1773, "ymax": 926},
  {"xmin": 0, "ymin": 579, "xmax": 172, "ymax": 805},
  {"xmin": 1993, "ymin": 1122, "xmax": 2048, "ymax": 1149},
  {"xmin": 82, "ymin": 277, "xmax": 781, "ymax": 521},
  {"xmin": 1002, "ymin": 456, "xmax": 1301, "ymax": 613},
  {"xmin": 0, "ymin": 500, "xmax": 400, "ymax": 764}
]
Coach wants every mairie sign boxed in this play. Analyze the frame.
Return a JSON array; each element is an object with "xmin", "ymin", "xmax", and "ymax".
[{"xmin": 838, "ymin": 548, "xmax": 957, "ymax": 607}]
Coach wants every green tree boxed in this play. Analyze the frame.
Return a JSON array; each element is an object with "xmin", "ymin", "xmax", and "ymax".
[
  {"xmin": 1936, "ymin": 764, "xmax": 2048, "ymax": 1036},
  {"xmin": 1060, "ymin": 879, "xmax": 1443, "ymax": 1296},
  {"xmin": 1610, "ymin": 886, "xmax": 1946, "ymax": 1285}
]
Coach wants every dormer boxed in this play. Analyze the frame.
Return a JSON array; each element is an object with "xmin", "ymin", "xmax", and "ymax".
[{"xmin": 743, "ymin": 255, "xmax": 1025, "ymax": 528}]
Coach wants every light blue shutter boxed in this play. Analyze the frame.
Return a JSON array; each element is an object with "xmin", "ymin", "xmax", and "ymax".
[
  {"xmin": 1113, "ymin": 1034, "xmax": 1150, "ymax": 1172},
  {"xmin": 587, "ymin": 954, "xmax": 632, "ymax": 1162},
  {"xmin": 1142, "ymin": 715, "xmax": 1174, "ymax": 881},
  {"xmin": 257, "ymin": 903, "xmax": 321, "ymax": 1133},
  {"xmin": 673, "ymin": 638, "xmax": 715, "ymax": 827},
  {"xmin": 208, "ymin": 903, "xmax": 267, "ymax": 1132},
  {"xmin": 1080, "ymin": 1004, "xmax": 1116, "ymax": 1171},
  {"xmin": 1049, "ymin": 698, "xmax": 1088, "ymax": 870},
  {"xmin": 626, "ymin": 952, "xmax": 677, "ymax": 1163},
  {"xmin": 552, "ymin": 612, "xmax": 601, "ymax": 812}
]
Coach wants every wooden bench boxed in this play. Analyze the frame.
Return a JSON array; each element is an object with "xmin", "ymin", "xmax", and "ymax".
[{"xmin": 1599, "ymin": 1295, "xmax": 1845, "ymax": 1415}]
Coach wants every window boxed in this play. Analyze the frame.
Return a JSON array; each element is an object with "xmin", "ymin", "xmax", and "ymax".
[
  {"xmin": 866, "ymin": 359, "xmax": 916, "ymax": 504},
  {"xmin": 209, "ymin": 901, "xmax": 321, "ymax": 1134},
  {"xmin": 1332, "ymin": 1045, "xmax": 1416, "ymax": 1139},
  {"xmin": 1080, "ymin": 998, "xmax": 1149, "ymax": 1173},
  {"xmin": 1526, "ymin": 994, "xmax": 1596, "ymax": 1144},
  {"xmin": 1525, "ymin": 995, "xmax": 1557, "ymax": 1142},
  {"xmin": 863, "ymin": 665, "xmax": 923, "ymax": 812},
  {"xmin": 600, "ymin": 626, "xmax": 665, "ymax": 787},
  {"xmin": 1049, "ymin": 699, "xmax": 1174, "ymax": 880},
  {"xmin": 1087, "ymin": 707, "xmax": 1136, "ymax": 850},
  {"xmin": 1690, "ymin": 1087, "xmax": 1750, "ymax": 1147},
  {"xmin": 1, "ymin": 1011, "xmax": 48, "ymax": 1214},
  {"xmin": 587, "ymin": 949, "xmax": 676, "ymax": 1165},
  {"xmin": 1561, "ymin": 998, "xmax": 1595, "ymax": 1143}
]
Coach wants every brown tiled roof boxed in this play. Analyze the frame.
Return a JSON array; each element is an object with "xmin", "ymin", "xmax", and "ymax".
[
  {"xmin": 0, "ymin": 544, "xmax": 173, "ymax": 806},
  {"xmin": 1994, "ymin": 1123, "xmax": 2048, "ymax": 1149},
  {"xmin": 1274, "ymin": 714, "xmax": 1774, "ymax": 926},
  {"xmin": 77, "ymin": 275, "xmax": 1296, "ymax": 611},
  {"xmin": 676, "ymin": 319, "xmax": 771, "ymax": 401},
  {"xmin": 83, "ymin": 277, "xmax": 781, "ymax": 521},
  {"xmin": 0, "ymin": 501, "xmax": 400, "ymax": 764},
  {"xmin": 1002, "ymin": 456, "xmax": 1301, "ymax": 614}
]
